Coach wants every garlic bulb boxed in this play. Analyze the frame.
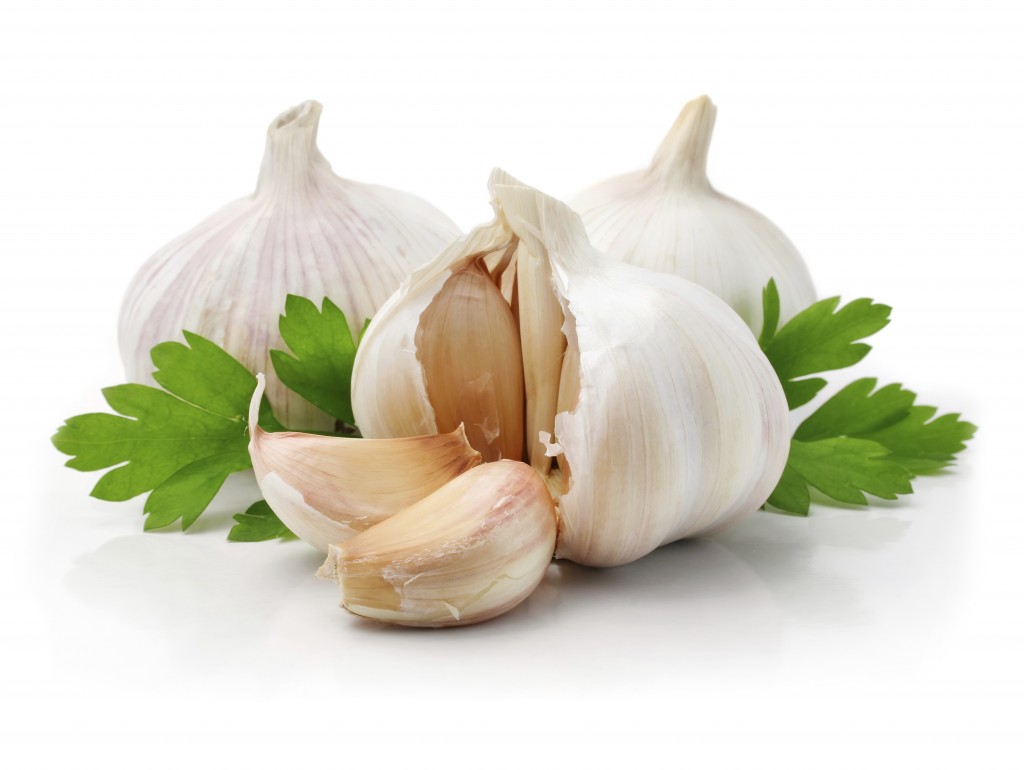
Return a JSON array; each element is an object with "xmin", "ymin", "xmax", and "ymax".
[
  {"xmin": 119, "ymin": 100, "xmax": 460, "ymax": 431},
  {"xmin": 572, "ymin": 95, "xmax": 817, "ymax": 334},
  {"xmin": 349, "ymin": 170, "xmax": 791, "ymax": 568}
]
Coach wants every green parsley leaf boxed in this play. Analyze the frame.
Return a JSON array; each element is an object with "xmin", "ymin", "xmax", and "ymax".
[
  {"xmin": 764, "ymin": 463, "xmax": 811, "ymax": 516},
  {"xmin": 768, "ymin": 437, "xmax": 914, "ymax": 515},
  {"xmin": 53, "ymin": 298, "xmax": 364, "ymax": 536},
  {"xmin": 227, "ymin": 500, "xmax": 297, "ymax": 542},
  {"xmin": 144, "ymin": 454, "xmax": 254, "ymax": 530},
  {"xmin": 858, "ymin": 405, "xmax": 977, "ymax": 474},
  {"xmin": 792, "ymin": 377, "xmax": 977, "ymax": 474},
  {"xmin": 757, "ymin": 278, "xmax": 781, "ymax": 348},
  {"xmin": 793, "ymin": 378, "xmax": 916, "ymax": 441},
  {"xmin": 761, "ymin": 292, "xmax": 891, "ymax": 409},
  {"xmin": 270, "ymin": 295, "xmax": 364, "ymax": 428},
  {"xmin": 759, "ymin": 284, "xmax": 977, "ymax": 516},
  {"xmin": 151, "ymin": 332, "xmax": 259, "ymax": 420},
  {"xmin": 52, "ymin": 332, "xmax": 259, "ymax": 530}
]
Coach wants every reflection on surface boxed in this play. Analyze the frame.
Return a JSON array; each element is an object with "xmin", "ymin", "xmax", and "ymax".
[
  {"xmin": 39, "ymin": 461, "xmax": 969, "ymax": 698},
  {"xmin": 714, "ymin": 509, "xmax": 906, "ymax": 626}
]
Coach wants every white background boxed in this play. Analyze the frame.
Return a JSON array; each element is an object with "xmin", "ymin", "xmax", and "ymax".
[{"xmin": 2, "ymin": 0, "xmax": 1021, "ymax": 765}]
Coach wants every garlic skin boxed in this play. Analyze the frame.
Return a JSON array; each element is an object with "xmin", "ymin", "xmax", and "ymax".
[
  {"xmin": 572, "ymin": 95, "xmax": 816, "ymax": 334},
  {"xmin": 316, "ymin": 460, "xmax": 557, "ymax": 627},
  {"xmin": 352, "ymin": 170, "xmax": 791, "ymax": 568},
  {"xmin": 247, "ymin": 374, "xmax": 481, "ymax": 552},
  {"xmin": 119, "ymin": 100, "xmax": 460, "ymax": 431}
]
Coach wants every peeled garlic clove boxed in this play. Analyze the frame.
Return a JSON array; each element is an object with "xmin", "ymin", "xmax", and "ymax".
[
  {"xmin": 572, "ymin": 95, "xmax": 816, "ymax": 335},
  {"xmin": 119, "ymin": 100, "xmax": 460, "ymax": 431},
  {"xmin": 353, "ymin": 169, "xmax": 790, "ymax": 569},
  {"xmin": 247, "ymin": 374, "xmax": 481, "ymax": 552},
  {"xmin": 317, "ymin": 460, "xmax": 557, "ymax": 627}
]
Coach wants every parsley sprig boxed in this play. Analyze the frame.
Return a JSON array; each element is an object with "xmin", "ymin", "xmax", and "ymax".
[
  {"xmin": 52, "ymin": 297, "xmax": 361, "ymax": 539},
  {"xmin": 759, "ymin": 280, "xmax": 975, "ymax": 515}
]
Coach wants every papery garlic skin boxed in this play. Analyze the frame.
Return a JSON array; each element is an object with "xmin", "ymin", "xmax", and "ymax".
[
  {"xmin": 353, "ymin": 170, "xmax": 791, "ymax": 568},
  {"xmin": 572, "ymin": 95, "xmax": 816, "ymax": 335},
  {"xmin": 247, "ymin": 374, "xmax": 481, "ymax": 552},
  {"xmin": 119, "ymin": 100, "xmax": 460, "ymax": 431},
  {"xmin": 317, "ymin": 460, "xmax": 557, "ymax": 627}
]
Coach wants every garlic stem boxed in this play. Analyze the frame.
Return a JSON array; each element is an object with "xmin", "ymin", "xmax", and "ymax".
[
  {"xmin": 255, "ymin": 100, "xmax": 329, "ymax": 196},
  {"xmin": 649, "ymin": 94, "xmax": 716, "ymax": 189}
]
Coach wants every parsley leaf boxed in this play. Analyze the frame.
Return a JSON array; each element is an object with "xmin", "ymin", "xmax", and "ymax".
[
  {"xmin": 761, "ymin": 285, "xmax": 976, "ymax": 516},
  {"xmin": 53, "ymin": 298, "xmax": 364, "ymax": 536},
  {"xmin": 760, "ymin": 281, "xmax": 891, "ymax": 409},
  {"xmin": 768, "ymin": 438, "xmax": 914, "ymax": 515},
  {"xmin": 856, "ymin": 406, "xmax": 975, "ymax": 475},
  {"xmin": 227, "ymin": 500, "xmax": 297, "ymax": 542},
  {"xmin": 757, "ymin": 279, "xmax": 781, "ymax": 349},
  {"xmin": 793, "ymin": 378, "xmax": 977, "ymax": 476},
  {"xmin": 765, "ymin": 463, "xmax": 812, "ymax": 516},
  {"xmin": 52, "ymin": 332, "xmax": 258, "ymax": 530},
  {"xmin": 270, "ymin": 296, "xmax": 364, "ymax": 428},
  {"xmin": 793, "ymin": 378, "xmax": 916, "ymax": 441}
]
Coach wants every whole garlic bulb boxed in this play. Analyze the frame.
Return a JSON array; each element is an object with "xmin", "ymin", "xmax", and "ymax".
[
  {"xmin": 349, "ymin": 170, "xmax": 791, "ymax": 568},
  {"xmin": 572, "ymin": 95, "xmax": 817, "ymax": 334},
  {"xmin": 119, "ymin": 100, "xmax": 460, "ymax": 430}
]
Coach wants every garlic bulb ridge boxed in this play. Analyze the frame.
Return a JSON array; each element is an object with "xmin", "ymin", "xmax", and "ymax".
[
  {"xmin": 572, "ymin": 95, "xmax": 817, "ymax": 334},
  {"xmin": 119, "ymin": 100, "xmax": 460, "ymax": 431}
]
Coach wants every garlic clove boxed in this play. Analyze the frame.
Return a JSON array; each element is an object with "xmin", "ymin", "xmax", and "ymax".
[
  {"xmin": 316, "ymin": 460, "xmax": 557, "ymax": 627},
  {"xmin": 351, "ymin": 217, "xmax": 517, "ymax": 441},
  {"xmin": 571, "ymin": 95, "xmax": 817, "ymax": 335},
  {"xmin": 516, "ymin": 237, "xmax": 567, "ymax": 475},
  {"xmin": 247, "ymin": 374, "xmax": 481, "ymax": 552},
  {"xmin": 493, "ymin": 171, "xmax": 791, "ymax": 567},
  {"xmin": 416, "ymin": 256, "xmax": 525, "ymax": 462},
  {"xmin": 119, "ymin": 100, "xmax": 460, "ymax": 432}
]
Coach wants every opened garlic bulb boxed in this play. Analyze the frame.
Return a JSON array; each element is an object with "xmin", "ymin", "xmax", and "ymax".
[
  {"xmin": 572, "ymin": 95, "xmax": 816, "ymax": 334},
  {"xmin": 349, "ymin": 170, "xmax": 790, "ymax": 568},
  {"xmin": 119, "ymin": 100, "xmax": 460, "ymax": 430},
  {"xmin": 247, "ymin": 171, "xmax": 789, "ymax": 624}
]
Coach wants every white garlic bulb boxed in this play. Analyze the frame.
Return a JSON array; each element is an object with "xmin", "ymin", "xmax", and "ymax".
[
  {"xmin": 348, "ymin": 170, "xmax": 790, "ymax": 568},
  {"xmin": 119, "ymin": 100, "xmax": 460, "ymax": 430},
  {"xmin": 572, "ymin": 95, "xmax": 817, "ymax": 334}
]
